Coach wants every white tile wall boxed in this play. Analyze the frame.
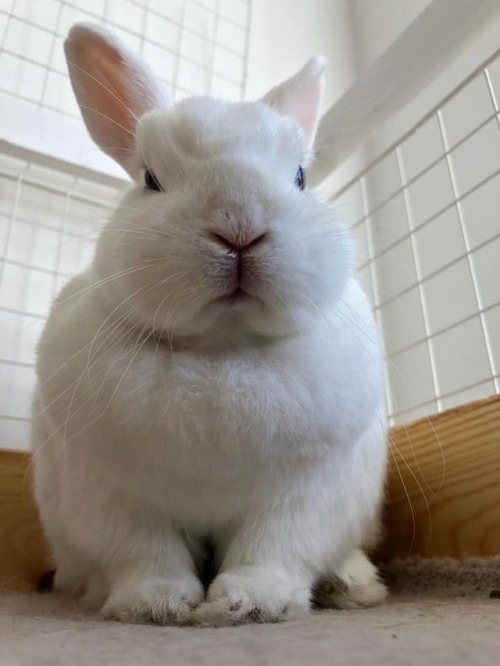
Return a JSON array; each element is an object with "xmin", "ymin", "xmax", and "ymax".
[
  {"xmin": 185, "ymin": 2, "xmax": 216, "ymax": 39},
  {"xmin": 350, "ymin": 223, "xmax": 370, "ymax": 266},
  {"xmin": 210, "ymin": 74, "xmax": 242, "ymax": 100},
  {"xmin": 334, "ymin": 181, "xmax": 365, "ymax": 227},
  {"xmin": 365, "ymin": 150, "xmax": 401, "ymax": 205},
  {"xmin": 0, "ymin": 364, "xmax": 36, "ymax": 419},
  {"xmin": 357, "ymin": 265, "xmax": 375, "ymax": 307},
  {"xmin": 432, "ymin": 317, "xmax": 493, "ymax": 396},
  {"xmin": 1, "ymin": 261, "xmax": 56, "ymax": 316},
  {"xmin": 484, "ymin": 305, "xmax": 500, "ymax": 372},
  {"xmin": 142, "ymin": 42, "xmax": 176, "ymax": 82},
  {"xmin": 400, "ymin": 115, "xmax": 444, "ymax": 182},
  {"xmin": 387, "ymin": 342, "xmax": 437, "ymax": 414},
  {"xmin": 106, "ymin": 0, "xmax": 144, "ymax": 34},
  {"xmin": 0, "ymin": 310, "xmax": 44, "ymax": 366},
  {"xmin": 0, "ymin": 160, "xmax": 115, "ymax": 450},
  {"xmin": 486, "ymin": 53, "xmax": 500, "ymax": 105},
  {"xmin": 0, "ymin": 0, "xmax": 251, "ymax": 115},
  {"xmin": 6, "ymin": 220, "xmax": 61, "ymax": 271},
  {"xmin": 8, "ymin": 0, "xmax": 62, "ymax": 31},
  {"xmin": 335, "ymin": 56, "xmax": 500, "ymax": 425},
  {"xmin": 381, "ymin": 287, "xmax": 427, "ymax": 356},
  {"xmin": 414, "ymin": 207, "xmax": 466, "ymax": 279},
  {"xmin": 461, "ymin": 173, "xmax": 500, "ymax": 249},
  {"xmin": 216, "ymin": 17, "xmax": 247, "ymax": 55},
  {"xmin": 4, "ymin": 18, "xmax": 54, "ymax": 66},
  {"xmin": 197, "ymin": 0, "xmax": 218, "ymax": 9},
  {"xmin": 406, "ymin": 159, "xmax": 454, "ymax": 228},
  {"xmin": 440, "ymin": 73, "xmax": 494, "ymax": 148},
  {"xmin": 220, "ymin": 0, "xmax": 248, "ymax": 26},
  {"xmin": 370, "ymin": 194, "xmax": 409, "ymax": 254},
  {"xmin": 375, "ymin": 237, "xmax": 418, "ymax": 304},
  {"xmin": 423, "ymin": 259, "xmax": 477, "ymax": 333},
  {"xmin": 182, "ymin": 30, "xmax": 213, "ymax": 66},
  {"xmin": 450, "ymin": 119, "xmax": 500, "ymax": 196},
  {"xmin": 393, "ymin": 401, "xmax": 440, "ymax": 425},
  {"xmin": 440, "ymin": 380, "xmax": 496, "ymax": 411},
  {"xmin": 0, "ymin": 419, "xmax": 31, "ymax": 452},
  {"xmin": 471, "ymin": 240, "xmax": 500, "ymax": 310},
  {"xmin": 144, "ymin": 13, "xmax": 181, "ymax": 52}
]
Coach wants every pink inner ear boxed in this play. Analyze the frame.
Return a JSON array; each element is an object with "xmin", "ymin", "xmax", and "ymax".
[
  {"xmin": 263, "ymin": 56, "xmax": 326, "ymax": 150},
  {"xmin": 285, "ymin": 79, "xmax": 324, "ymax": 149},
  {"xmin": 64, "ymin": 24, "xmax": 170, "ymax": 174},
  {"xmin": 80, "ymin": 46, "xmax": 136, "ymax": 140}
]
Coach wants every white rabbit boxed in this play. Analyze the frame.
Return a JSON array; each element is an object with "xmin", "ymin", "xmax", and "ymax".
[{"xmin": 32, "ymin": 23, "xmax": 388, "ymax": 626}]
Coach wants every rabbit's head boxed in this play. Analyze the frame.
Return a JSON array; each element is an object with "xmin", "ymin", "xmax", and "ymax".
[{"xmin": 65, "ymin": 24, "xmax": 353, "ymax": 344}]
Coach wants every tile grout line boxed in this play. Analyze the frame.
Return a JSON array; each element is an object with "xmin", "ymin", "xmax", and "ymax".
[
  {"xmin": 436, "ymin": 109, "xmax": 499, "ymax": 394},
  {"xmin": 395, "ymin": 143, "xmax": 442, "ymax": 413}
]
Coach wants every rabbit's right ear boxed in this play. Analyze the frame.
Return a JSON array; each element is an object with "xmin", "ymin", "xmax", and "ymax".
[{"xmin": 64, "ymin": 23, "xmax": 171, "ymax": 175}]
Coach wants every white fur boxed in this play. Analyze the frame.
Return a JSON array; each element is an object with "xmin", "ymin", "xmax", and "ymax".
[{"xmin": 32, "ymin": 27, "xmax": 388, "ymax": 626}]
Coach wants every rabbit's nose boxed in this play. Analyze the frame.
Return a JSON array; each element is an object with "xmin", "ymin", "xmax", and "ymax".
[{"xmin": 209, "ymin": 230, "xmax": 269, "ymax": 253}]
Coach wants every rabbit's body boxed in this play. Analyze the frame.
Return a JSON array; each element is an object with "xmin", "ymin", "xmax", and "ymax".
[
  {"xmin": 32, "ymin": 24, "xmax": 388, "ymax": 625},
  {"xmin": 34, "ymin": 271, "xmax": 386, "ymax": 622}
]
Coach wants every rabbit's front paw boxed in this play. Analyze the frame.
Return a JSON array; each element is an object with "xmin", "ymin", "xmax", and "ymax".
[
  {"xmin": 101, "ymin": 575, "xmax": 204, "ymax": 625},
  {"xmin": 190, "ymin": 567, "xmax": 310, "ymax": 626},
  {"xmin": 314, "ymin": 549, "xmax": 387, "ymax": 610}
]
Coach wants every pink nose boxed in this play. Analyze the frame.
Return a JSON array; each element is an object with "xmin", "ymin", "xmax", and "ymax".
[{"xmin": 209, "ymin": 230, "xmax": 269, "ymax": 253}]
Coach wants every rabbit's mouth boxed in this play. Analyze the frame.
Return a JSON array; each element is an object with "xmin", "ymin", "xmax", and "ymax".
[{"xmin": 216, "ymin": 287, "xmax": 253, "ymax": 305}]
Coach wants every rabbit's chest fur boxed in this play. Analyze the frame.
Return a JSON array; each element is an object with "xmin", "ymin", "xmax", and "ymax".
[{"xmin": 37, "ymin": 273, "xmax": 383, "ymax": 523}]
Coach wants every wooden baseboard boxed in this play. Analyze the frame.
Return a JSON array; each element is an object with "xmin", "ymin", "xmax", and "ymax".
[
  {"xmin": 1, "ymin": 395, "xmax": 500, "ymax": 589},
  {"xmin": 378, "ymin": 394, "xmax": 500, "ymax": 560},
  {"xmin": 0, "ymin": 451, "xmax": 50, "ymax": 591}
]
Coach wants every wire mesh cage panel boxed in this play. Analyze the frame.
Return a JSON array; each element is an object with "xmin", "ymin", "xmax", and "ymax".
[
  {"xmin": 335, "ymin": 50, "xmax": 500, "ymax": 426},
  {"xmin": 0, "ymin": 0, "xmax": 251, "ymax": 114},
  {"xmin": 0, "ymin": 154, "xmax": 119, "ymax": 449}
]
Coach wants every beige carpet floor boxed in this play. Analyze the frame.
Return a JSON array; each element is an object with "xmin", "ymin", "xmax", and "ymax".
[{"xmin": 1, "ymin": 558, "xmax": 499, "ymax": 666}]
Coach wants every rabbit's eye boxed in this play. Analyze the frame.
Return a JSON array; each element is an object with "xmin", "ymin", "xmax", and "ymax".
[
  {"xmin": 144, "ymin": 169, "xmax": 162, "ymax": 192},
  {"xmin": 295, "ymin": 166, "xmax": 305, "ymax": 190}
]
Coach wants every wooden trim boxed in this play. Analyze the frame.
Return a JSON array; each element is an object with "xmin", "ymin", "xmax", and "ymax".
[
  {"xmin": 1, "ymin": 395, "xmax": 500, "ymax": 589},
  {"xmin": 0, "ymin": 451, "xmax": 51, "ymax": 591},
  {"xmin": 378, "ymin": 394, "xmax": 500, "ymax": 561}
]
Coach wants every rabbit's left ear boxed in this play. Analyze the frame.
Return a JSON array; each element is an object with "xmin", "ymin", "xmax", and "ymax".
[
  {"xmin": 64, "ymin": 23, "xmax": 171, "ymax": 175},
  {"xmin": 262, "ymin": 56, "xmax": 327, "ymax": 150}
]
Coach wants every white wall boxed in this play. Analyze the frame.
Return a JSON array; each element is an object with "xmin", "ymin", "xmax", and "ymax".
[
  {"xmin": 246, "ymin": 0, "xmax": 433, "ymax": 110},
  {"xmin": 245, "ymin": 0, "xmax": 358, "ymax": 111},
  {"xmin": 348, "ymin": 0, "xmax": 432, "ymax": 72},
  {"xmin": 246, "ymin": 0, "xmax": 434, "ymax": 193}
]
